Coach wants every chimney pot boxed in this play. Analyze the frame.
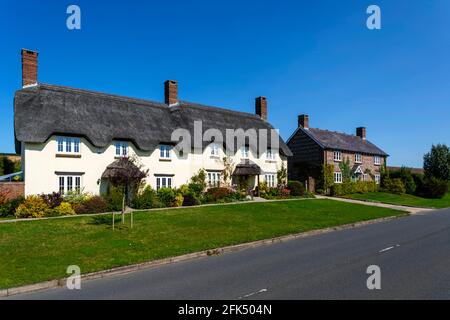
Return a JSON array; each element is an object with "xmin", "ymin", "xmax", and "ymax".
[
  {"xmin": 21, "ymin": 49, "xmax": 38, "ymax": 87},
  {"xmin": 255, "ymin": 96, "xmax": 267, "ymax": 120},
  {"xmin": 356, "ymin": 127, "xmax": 366, "ymax": 140},
  {"xmin": 164, "ymin": 80, "xmax": 178, "ymax": 105},
  {"xmin": 298, "ymin": 114, "xmax": 309, "ymax": 129}
]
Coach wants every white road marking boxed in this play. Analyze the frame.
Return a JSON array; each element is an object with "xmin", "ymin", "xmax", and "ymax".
[
  {"xmin": 379, "ymin": 244, "xmax": 400, "ymax": 253},
  {"xmin": 238, "ymin": 288, "xmax": 268, "ymax": 299}
]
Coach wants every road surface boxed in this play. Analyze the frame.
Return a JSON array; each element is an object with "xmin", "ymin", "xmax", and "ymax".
[{"xmin": 8, "ymin": 207, "xmax": 450, "ymax": 299}]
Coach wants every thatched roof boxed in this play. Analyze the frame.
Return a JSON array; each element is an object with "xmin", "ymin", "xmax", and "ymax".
[
  {"xmin": 101, "ymin": 158, "xmax": 146, "ymax": 181},
  {"xmin": 233, "ymin": 160, "xmax": 261, "ymax": 176},
  {"xmin": 14, "ymin": 84, "xmax": 292, "ymax": 157}
]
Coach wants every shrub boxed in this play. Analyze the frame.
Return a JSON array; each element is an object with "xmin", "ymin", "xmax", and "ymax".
[
  {"xmin": 132, "ymin": 186, "xmax": 158, "ymax": 209},
  {"xmin": 383, "ymin": 178, "xmax": 406, "ymax": 194},
  {"xmin": 83, "ymin": 196, "xmax": 108, "ymax": 214},
  {"xmin": 419, "ymin": 177, "xmax": 448, "ymax": 199},
  {"xmin": 204, "ymin": 187, "xmax": 233, "ymax": 202},
  {"xmin": 40, "ymin": 192, "xmax": 63, "ymax": 209},
  {"xmin": 182, "ymin": 191, "xmax": 201, "ymax": 206},
  {"xmin": 0, "ymin": 196, "xmax": 25, "ymax": 217},
  {"xmin": 389, "ymin": 168, "xmax": 416, "ymax": 194},
  {"xmin": 330, "ymin": 181, "xmax": 378, "ymax": 196},
  {"xmin": 188, "ymin": 169, "xmax": 207, "ymax": 196},
  {"xmin": 53, "ymin": 202, "xmax": 75, "ymax": 216},
  {"xmin": 287, "ymin": 181, "xmax": 305, "ymax": 196},
  {"xmin": 157, "ymin": 187, "xmax": 176, "ymax": 207},
  {"xmin": 103, "ymin": 186, "xmax": 124, "ymax": 211},
  {"xmin": 72, "ymin": 202, "xmax": 88, "ymax": 215},
  {"xmin": 15, "ymin": 195, "xmax": 50, "ymax": 218},
  {"xmin": 423, "ymin": 144, "xmax": 450, "ymax": 181},
  {"xmin": 173, "ymin": 194, "xmax": 184, "ymax": 207},
  {"xmin": 64, "ymin": 190, "xmax": 92, "ymax": 204},
  {"xmin": 412, "ymin": 173, "xmax": 424, "ymax": 194}
]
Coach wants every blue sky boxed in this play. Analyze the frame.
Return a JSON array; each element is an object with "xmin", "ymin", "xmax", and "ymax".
[{"xmin": 1, "ymin": 0, "xmax": 449, "ymax": 167}]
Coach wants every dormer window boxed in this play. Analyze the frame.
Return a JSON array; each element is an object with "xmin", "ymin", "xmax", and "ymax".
[
  {"xmin": 210, "ymin": 144, "xmax": 220, "ymax": 157},
  {"xmin": 56, "ymin": 136, "xmax": 81, "ymax": 154},
  {"xmin": 266, "ymin": 149, "xmax": 276, "ymax": 160},
  {"xmin": 160, "ymin": 145, "xmax": 172, "ymax": 159},
  {"xmin": 241, "ymin": 146, "xmax": 249, "ymax": 159},
  {"xmin": 115, "ymin": 142, "xmax": 128, "ymax": 157},
  {"xmin": 355, "ymin": 153, "xmax": 362, "ymax": 163},
  {"xmin": 333, "ymin": 151, "xmax": 341, "ymax": 162}
]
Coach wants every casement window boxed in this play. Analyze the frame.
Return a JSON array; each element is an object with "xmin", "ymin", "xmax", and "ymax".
[
  {"xmin": 333, "ymin": 151, "xmax": 342, "ymax": 162},
  {"xmin": 375, "ymin": 174, "xmax": 381, "ymax": 184},
  {"xmin": 363, "ymin": 174, "xmax": 368, "ymax": 181},
  {"xmin": 355, "ymin": 153, "xmax": 362, "ymax": 163},
  {"xmin": 160, "ymin": 145, "xmax": 172, "ymax": 159},
  {"xmin": 374, "ymin": 156, "xmax": 381, "ymax": 165},
  {"xmin": 156, "ymin": 176, "xmax": 173, "ymax": 190},
  {"xmin": 58, "ymin": 175, "xmax": 82, "ymax": 194},
  {"xmin": 265, "ymin": 174, "xmax": 276, "ymax": 187},
  {"xmin": 56, "ymin": 136, "xmax": 81, "ymax": 154},
  {"xmin": 241, "ymin": 146, "xmax": 249, "ymax": 159},
  {"xmin": 115, "ymin": 142, "xmax": 128, "ymax": 157},
  {"xmin": 207, "ymin": 172, "xmax": 221, "ymax": 187},
  {"xmin": 210, "ymin": 144, "xmax": 220, "ymax": 157},
  {"xmin": 334, "ymin": 172, "xmax": 343, "ymax": 184},
  {"xmin": 266, "ymin": 149, "xmax": 276, "ymax": 160}
]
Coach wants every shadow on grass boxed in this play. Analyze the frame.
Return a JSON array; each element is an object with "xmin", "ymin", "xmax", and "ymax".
[{"xmin": 90, "ymin": 215, "xmax": 123, "ymax": 226}]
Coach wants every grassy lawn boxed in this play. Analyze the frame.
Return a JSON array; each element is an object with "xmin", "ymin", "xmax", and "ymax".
[
  {"xmin": 0, "ymin": 199, "xmax": 404, "ymax": 289},
  {"xmin": 343, "ymin": 192, "xmax": 450, "ymax": 209}
]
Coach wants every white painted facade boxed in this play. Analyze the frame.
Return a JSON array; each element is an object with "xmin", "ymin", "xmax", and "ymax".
[{"xmin": 23, "ymin": 135, "xmax": 287, "ymax": 196}]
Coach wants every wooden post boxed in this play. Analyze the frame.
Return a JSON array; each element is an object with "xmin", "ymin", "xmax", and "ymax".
[
  {"xmin": 112, "ymin": 212, "xmax": 115, "ymax": 230},
  {"xmin": 121, "ymin": 187, "xmax": 125, "ymax": 224},
  {"xmin": 131, "ymin": 211, "xmax": 133, "ymax": 229},
  {"xmin": 257, "ymin": 175, "xmax": 260, "ymax": 197}
]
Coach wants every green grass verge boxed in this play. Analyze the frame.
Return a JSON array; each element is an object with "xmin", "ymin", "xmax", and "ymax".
[
  {"xmin": 0, "ymin": 199, "xmax": 404, "ymax": 289},
  {"xmin": 343, "ymin": 192, "xmax": 450, "ymax": 209}
]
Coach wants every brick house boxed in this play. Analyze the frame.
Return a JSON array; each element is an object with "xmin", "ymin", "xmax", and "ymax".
[{"xmin": 287, "ymin": 114, "xmax": 388, "ymax": 191}]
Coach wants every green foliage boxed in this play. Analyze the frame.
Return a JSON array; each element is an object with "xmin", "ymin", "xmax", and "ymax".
[
  {"xmin": 389, "ymin": 167, "xmax": 416, "ymax": 195},
  {"xmin": 157, "ymin": 187, "xmax": 177, "ymax": 207},
  {"xmin": 423, "ymin": 144, "xmax": 450, "ymax": 181},
  {"xmin": 277, "ymin": 163, "xmax": 288, "ymax": 187},
  {"xmin": 132, "ymin": 186, "xmax": 159, "ymax": 209},
  {"xmin": 0, "ymin": 196, "xmax": 25, "ymax": 218},
  {"xmin": 204, "ymin": 187, "xmax": 233, "ymax": 203},
  {"xmin": 103, "ymin": 186, "xmax": 124, "ymax": 211},
  {"xmin": 287, "ymin": 180, "xmax": 305, "ymax": 196},
  {"xmin": 339, "ymin": 157, "xmax": 352, "ymax": 182},
  {"xmin": 188, "ymin": 169, "xmax": 207, "ymax": 195},
  {"xmin": 259, "ymin": 185, "xmax": 291, "ymax": 199},
  {"xmin": 15, "ymin": 195, "xmax": 50, "ymax": 218},
  {"xmin": 419, "ymin": 177, "xmax": 449, "ymax": 199},
  {"xmin": 182, "ymin": 191, "xmax": 202, "ymax": 206},
  {"xmin": 382, "ymin": 178, "xmax": 406, "ymax": 195},
  {"xmin": 173, "ymin": 194, "xmax": 184, "ymax": 207},
  {"xmin": 64, "ymin": 190, "xmax": 92, "ymax": 204},
  {"xmin": 330, "ymin": 181, "xmax": 378, "ymax": 196},
  {"xmin": 0, "ymin": 157, "xmax": 16, "ymax": 176},
  {"xmin": 321, "ymin": 164, "xmax": 334, "ymax": 194}
]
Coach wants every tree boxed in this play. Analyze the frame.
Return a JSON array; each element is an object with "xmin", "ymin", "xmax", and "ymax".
[
  {"xmin": 221, "ymin": 156, "xmax": 234, "ymax": 187},
  {"xmin": 423, "ymin": 144, "xmax": 450, "ymax": 181},
  {"xmin": 339, "ymin": 157, "xmax": 352, "ymax": 182},
  {"xmin": 277, "ymin": 163, "xmax": 287, "ymax": 187},
  {"xmin": 321, "ymin": 164, "xmax": 334, "ymax": 194},
  {"xmin": 102, "ymin": 156, "xmax": 148, "ymax": 229}
]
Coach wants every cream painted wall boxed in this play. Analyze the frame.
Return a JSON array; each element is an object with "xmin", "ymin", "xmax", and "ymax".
[{"xmin": 23, "ymin": 136, "xmax": 287, "ymax": 196}]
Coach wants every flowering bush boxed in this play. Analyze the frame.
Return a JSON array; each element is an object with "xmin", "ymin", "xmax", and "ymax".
[
  {"xmin": 40, "ymin": 192, "xmax": 63, "ymax": 208},
  {"xmin": 53, "ymin": 202, "xmax": 75, "ymax": 216}
]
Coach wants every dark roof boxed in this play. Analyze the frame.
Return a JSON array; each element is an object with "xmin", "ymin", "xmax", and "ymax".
[
  {"xmin": 101, "ymin": 158, "xmax": 147, "ymax": 181},
  {"xmin": 14, "ymin": 84, "xmax": 292, "ymax": 156},
  {"xmin": 300, "ymin": 127, "xmax": 388, "ymax": 156},
  {"xmin": 233, "ymin": 160, "xmax": 261, "ymax": 176}
]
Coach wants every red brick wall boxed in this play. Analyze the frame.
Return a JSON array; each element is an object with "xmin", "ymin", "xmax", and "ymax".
[
  {"xmin": 324, "ymin": 150, "xmax": 385, "ymax": 180},
  {"xmin": 0, "ymin": 182, "xmax": 25, "ymax": 200}
]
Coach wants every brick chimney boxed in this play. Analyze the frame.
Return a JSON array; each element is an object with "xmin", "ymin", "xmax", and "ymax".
[
  {"xmin": 255, "ymin": 96, "xmax": 267, "ymax": 120},
  {"xmin": 164, "ymin": 80, "xmax": 178, "ymax": 106},
  {"xmin": 356, "ymin": 127, "xmax": 366, "ymax": 140},
  {"xmin": 21, "ymin": 49, "xmax": 38, "ymax": 87},
  {"xmin": 298, "ymin": 114, "xmax": 309, "ymax": 129}
]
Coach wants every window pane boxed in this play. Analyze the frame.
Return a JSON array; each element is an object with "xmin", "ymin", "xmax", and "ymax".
[
  {"xmin": 59, "ymin": 176, "xmax": 65, "ymax": 194},
  {"xmin": 168, "ymin": 178, "xmax": 172, "ymax": 188},
  {"xmin": 74, "ymin": 139, "xmax": 80, "ymax": 153},
  {"xmin": 156, "ymin": 178, "xmax": 161, "ymax": 190},
  {"xmin": 67, "ymin": 177, "xmax": 73, "ymax": 191},
  {"xmin": 66, "ymin": 138, "xmax": 72, "ymax": 152},
  {"xmin": 75, "ymin": 177, "xmax": 81, "ymax": 192},
  {"xmin": 116, "ymin": 143, "xmax": 120, "ymax": 155},
  {"xmin": 57, "ymin": 138, "xmax": 64, "ymax": 152}
]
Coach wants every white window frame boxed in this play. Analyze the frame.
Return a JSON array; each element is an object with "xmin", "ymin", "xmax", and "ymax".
[
  {"xmin": 56, "ymin": 136, "xmax": 81, "ymax": 155},
  {"xmin": 156, "ymin": 176, "xmax": 173, "ymax": 190},
  {"xmin": 207, "ymin": 171, "xmax": 221, "ymax": 187},
  {"xmin": 115, "ymin": 141, "xmax": 129, "ymax": 157},
  {"xmin": 334, "ymin": 172, "xmax": 343, "ymax": 184},
  {"xmin": 266, "ymin": 149, "xmax": 276, "ymax": 160},
  {"xmin": 241, "ymin": 146, "xmax": 249, "ymax": 159},
  {"xmin": 58, "ymin": 175, "xmax": 82, "ymax": 194},
  {"xmin": 210, "ymin": 144, "xmax": 220, "ymax": 157},
  {"xmin": 333, "ymin": 151, "xmax": 342, "ymax": 162},
  {"xmin": 374, "ymin": 156, "xmax": 381, "ymax": 166},
  {"xmin": 355, "ymin": 153, "xmax": 362, "ymax": 163},
  {"xmin": 363, "ymin": 173, "xmax": 368, "ymax": 181},
  {"xmin": 375, "ymin": 174, "xmax": 381, "ymax": 184},
  {"xmin": 159, "ymin": 145, "xmax": 172, "ymax": 159},
  {"xmin": 265, "ymin": 174, "xmax": 276, "ymax": 187}
]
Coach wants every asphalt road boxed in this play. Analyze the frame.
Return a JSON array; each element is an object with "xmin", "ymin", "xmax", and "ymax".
[{"xmin": 8, "ymin": 207, "xmax": 450, "ymax": 300}]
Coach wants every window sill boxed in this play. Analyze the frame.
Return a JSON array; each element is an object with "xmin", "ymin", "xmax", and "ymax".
[
  {"xmin": 114, "ymin": 156, "xmax": 128, "ymax": 159},
  {"xmin": 265, "ymin": 160, "xmax": 277, "ymax": 163},
  {"xmin": 159, "ymin": 158, "xmax": 172, "ymax": 162},
  {"xmin": 56, "ymin": 153, "xmax": 81, "ymax": 158},
  {"xmin": 210, "ymin": 156, "xmax": 220, "ymax": 159}
]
